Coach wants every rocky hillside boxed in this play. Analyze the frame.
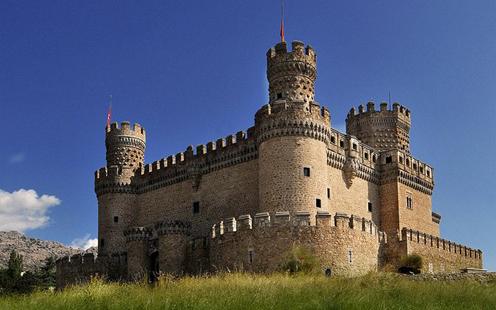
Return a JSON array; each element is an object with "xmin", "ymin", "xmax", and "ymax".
[{"xmin": 0, "ymin": 231, "xmax": 91, "ymax": 271}]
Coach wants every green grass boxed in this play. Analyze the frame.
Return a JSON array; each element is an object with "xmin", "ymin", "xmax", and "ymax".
[{"xmin": 0, "ymin": 273, "xmax": 495, "ymax": 310}]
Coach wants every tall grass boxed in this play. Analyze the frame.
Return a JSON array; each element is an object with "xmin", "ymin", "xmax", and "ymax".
[{"xmin": 0, "ymin": 273, "xmax": 495, "ymax": 310}]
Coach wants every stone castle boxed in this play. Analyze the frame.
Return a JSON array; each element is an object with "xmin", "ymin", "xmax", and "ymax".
[{"xmin": 56, "ymin": 40, "xmax": 483, "ymax": 287}]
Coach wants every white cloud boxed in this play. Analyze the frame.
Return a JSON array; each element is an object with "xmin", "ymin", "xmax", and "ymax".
[
  {"xmin": 0, "ymin": 189, "xmax": 60, "ymax": 232},
  {"xmin": 70, "ymin": 234, "xmax": 98, "ymax": 250},
  {"xmin": 9, "ymin": 153, "xmax": 26, "ymax": 164}
]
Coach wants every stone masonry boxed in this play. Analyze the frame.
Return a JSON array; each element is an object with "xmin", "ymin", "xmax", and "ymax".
[{"xmin": 56, "ymin": 40, "xmax": 483, "ymax": 288}]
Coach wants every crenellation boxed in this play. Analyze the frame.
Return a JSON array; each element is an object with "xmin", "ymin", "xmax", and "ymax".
[
  {"xmin": 254, "ymin": 212, "xmax": 271, "ymax": 227},
  {"xmin": 185, "ymin": 146, "xmax": 194, "ymax": 160},
  {"xmin": 237, "ymin": 215, "xmax": 252, "ymax": 231},
  {"xmin": 294, "ymin": 211, "xmax": 311, "ymax": 226},
  {"xmin": 196, "ymin": 144, "xmax": 207, "ymax": 156},
  {"xmin": 224, "ymin": 217, "xmax": 237, "ymax": 233},
  {"xmin": 274, "ymin": 211, "xmax": 290, "ymax": 225},
  {"xmin": 316, "ymin": 210, "xmax": 332, "ymax": 226},
  {"xmin": 401, "ymin": 228, "xmax": 482, "ymax": 262},
  {"xmin": 175, "ymin": 152, "xmax": 185, "ymax": 163}
]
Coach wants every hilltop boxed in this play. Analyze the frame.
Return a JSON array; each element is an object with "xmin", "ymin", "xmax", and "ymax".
[{"xmin": 0, "ymin": 231, "xmax": 91, "ymax": 271}]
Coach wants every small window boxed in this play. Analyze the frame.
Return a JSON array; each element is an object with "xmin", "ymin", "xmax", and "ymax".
[
  {"xmin": 372, "ymin": 155, "xmax": 377, "ymax": 163},
  {"xmin": 277, "ymin": 93, "xmax": 282, "ymax": 99},
  {"xmin": 406, "ymin": 158, "xmax": 410, "ymax": 166},
  {"xmin": 368, "ymin": 202, "xmax": 373, "ymax": 212},
  {"xmin": 303, "ymin": 167, "xmax": 311, "ymax": 177},
  {"xmin": 413, "ymin": 163, "xmax": 417, "ymax": 170},
  {"xmin": 193, "ymin": 201, "xmax": 200, "ymax": 214},
  {"xmin": 420, "ymin": 166, "xmax": 424, "ymax": 173},
  {"xmin": 327, "ymin": 188, "xmax": 331, "ymax": 199},
  {"xmin": 348, "ymin": 250, "xmax": 353, "ymax": 263},
  {"xmin": 352, "ymin": 143, "xmax": 357, "ymax": 150},
  {"xmin": 330, "ymin": 136, "xmax": 336, "ymax": 144},
  {"xmin": 427, "ymin": 170, "xmax": 431, "ymax": 177},
  {"xmin": 399, "ymin": 157, "xmax": 403, "ymax": 164},
  {"xmin": 100, "ymin": 239, "xmax": 105, "ymax": 247},
  {"xmin": 316, "ymin": 198, "xmax": 321, "ymax": 208},
  {"xmin": 339, "ymin": 140, "xmax": 344, "ymax": 148},
  {"xmin": 406, "ymin": 196, "xmax": 413, "ymax": 209},
  {"xmin": 386, "ymin": 156, "xmax": 392, "ymax": 163},
  {"xmin": 113, "ymin": 216, "xmax": 119, "ymax": 223},
  {"xmin": 364, "ymin": 153, "xmax": 369, "ymax": 160}
]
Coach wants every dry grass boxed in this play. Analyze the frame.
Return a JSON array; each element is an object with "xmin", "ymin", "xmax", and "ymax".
[{"xmin": 0, "ymin": 272, "xmax": 495, "ymax": 310}]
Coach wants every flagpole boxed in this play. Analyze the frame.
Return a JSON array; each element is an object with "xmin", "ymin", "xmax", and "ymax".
[
  {"xmin": 106, "ymin": 95, "xmax": 112, "ymax": 128},
  {"xmin": 280, "ymin": 0, "xmax": 285, "ymax": 42}
]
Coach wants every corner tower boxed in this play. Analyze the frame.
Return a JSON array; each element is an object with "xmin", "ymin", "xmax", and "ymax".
[
  {"xmin": 255, "ymin": 41, "xmax": 331, "ymax": 222},
  {"xmin": 346, "ymin": 102, "xmax": 411, "ymax": 153},
  {"xmin": 95, "ymin": 121, "xmax": 146, "ymax": 256}
]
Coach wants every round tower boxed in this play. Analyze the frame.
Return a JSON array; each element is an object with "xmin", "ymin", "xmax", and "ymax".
[
  {"xmin": 256, "ymin": 41, "xmax": 331, "ymax": 223},
  {"xmin": 267, "ymin": 41, "xmax": 316, "ymax": 104},
  {"xmin": 105, "ymin": 121, "xmax": 146, "ymax": 178},
  {"xmin": 95, "ymin": 121, "xmax": 146, "ymax": 256},
  {"xmin": 345, "ymin": 102, "xmax": 411, "ymax": 153}
]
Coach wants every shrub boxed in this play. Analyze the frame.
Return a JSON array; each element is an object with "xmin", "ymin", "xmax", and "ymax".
[
  {"xmin": 280, "ymin": 245, "xmax": 318, "ymax": 274},
  {"xmin": 399, "ymin": 254, "xmax": 423, "ymax": 274}
]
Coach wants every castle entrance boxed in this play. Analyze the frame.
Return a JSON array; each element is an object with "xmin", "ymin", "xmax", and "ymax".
[{"xmin": 149, "ymin": 251, "xmax": 160, "ymax": 282}]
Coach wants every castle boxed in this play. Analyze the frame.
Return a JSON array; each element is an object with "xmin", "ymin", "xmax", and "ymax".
[{"xmin": 56, "ymin": 40, "xmax": 483, "ymax": 287}]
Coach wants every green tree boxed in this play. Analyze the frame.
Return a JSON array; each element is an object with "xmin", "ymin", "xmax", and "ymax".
[
  {"xmin": 37, "ymin": 256, "xmax": 56, "ymax": 289},
  {"xmin": 7, "ymin": 250, "xmax": 23, "ymax": 281}
]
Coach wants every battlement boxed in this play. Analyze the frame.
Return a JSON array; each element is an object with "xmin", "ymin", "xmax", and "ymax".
[
  {"xmin": 132, "ymin": 128, "xmax": 256, "ymax": 179},
  {"xmin": 106, "ymin": 121, "xmax": 146, "ymax": 140},
  {"xmin": 255, "ymin": 100, "xmax": 330, "ymax": 123},
  {"xmin": 211, "ymin": 211, "xmax": 387, "ymax": 242},
  {"xmin": 347, "ymin": 101, "xmax": 411, "ymax": 122},
  {"xmin": 267, "ymin": 40, "xmax": 316, "ymax": 63},
  {"xmin": 401, "ymin": 228, "xmax": 482, "ymax": 261}
]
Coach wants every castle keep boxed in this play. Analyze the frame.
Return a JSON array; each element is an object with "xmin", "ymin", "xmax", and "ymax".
[{"xmin": 57, "ymin": 40, "xmax": 482, "ymax": 287}]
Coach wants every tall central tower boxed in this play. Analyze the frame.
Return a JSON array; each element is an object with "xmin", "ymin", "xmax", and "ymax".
[
  {"xmin": 267, "ymin": 41, "xmax": 317, "ymax": 104},
  {"xmin": 255, "ymin": 40, "xmax": 330, "ymax": 222}
]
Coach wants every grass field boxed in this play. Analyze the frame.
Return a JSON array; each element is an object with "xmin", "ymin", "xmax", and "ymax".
[{"xmin": 0, "ymin": 273, "xmax": 495, "ymax": 310}]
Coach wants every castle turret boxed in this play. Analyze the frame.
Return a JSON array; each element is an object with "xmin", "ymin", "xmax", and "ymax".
[
  {"xmin": 346, "ymin": 102, "xmax": 411, "ymax": 153},
  {"xmin": 267, "ymin": 41, "xmax": 316, "ymax": 104},
  {"xmin": 95, "ymin": 121, "xmax": 146, "ymax": 256},
  {"xmin": 105, "ymin": 121, "xmax": 146, "ymax": 178},
  {"xmin": 255, "ymin": 41, "xmax": 331, "ymax": 223}
]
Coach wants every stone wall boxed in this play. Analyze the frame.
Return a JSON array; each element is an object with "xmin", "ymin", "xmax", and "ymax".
[
  {"xmin": 395, "ymin": 228, "xmax": 482, "ymax": 273},
  {"xmin": 134, "ymin": 158, "xmax": 259, "ymax": 238},
  {"xmin": 55, "ymin": 253, "xmax": 127, "ymax": 289},
  {"xmin": 397, "ymin": 184, "xmax": 439, "ymax": 236},
  {"xmin": 328, "ymin": 166, "xmax": 379, "ymax": 223},
  {"xmin": 210, "ymin": 211, "xmax": 386, "ymax": 276}
]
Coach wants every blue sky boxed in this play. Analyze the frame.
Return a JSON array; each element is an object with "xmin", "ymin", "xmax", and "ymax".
[{"xmin": 0, "ymin": 1, "xmax": 494, "ymax": 270}]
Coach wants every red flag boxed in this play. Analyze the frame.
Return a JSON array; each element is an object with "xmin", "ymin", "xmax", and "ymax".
[
  {"xmin": 106, "ymin": 104, "xmax": 112, "ymax": 128},
  {"xmin": 280, "ymin": 19, "xmax": 285, "ymax": 43}
]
